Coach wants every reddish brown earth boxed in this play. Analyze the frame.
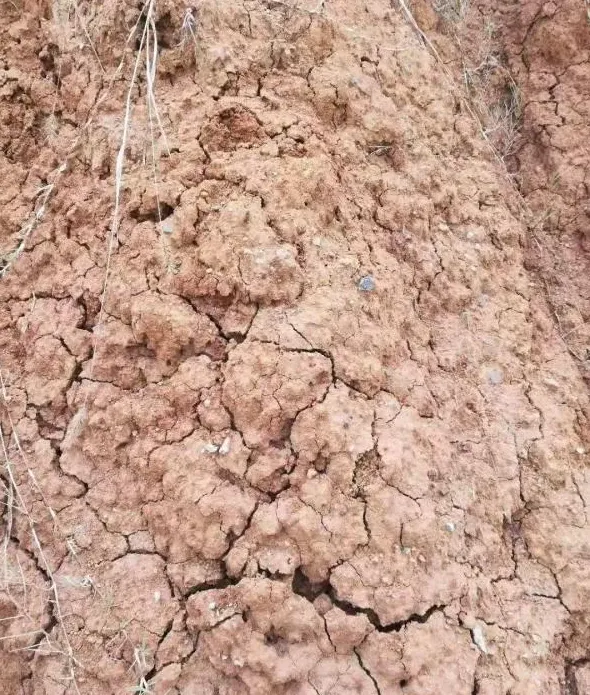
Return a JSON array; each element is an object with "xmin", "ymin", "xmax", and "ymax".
[
  {"xmin": 0, "ymin": 1, "xmax": 589, "ymax": 693},
  {"xmin": 477, "ymin": 0, "xmax": 590, "ymax": 383},
  {"xmin": 425, "ymin": 0, "xmax": 590, "ymax": 379}
]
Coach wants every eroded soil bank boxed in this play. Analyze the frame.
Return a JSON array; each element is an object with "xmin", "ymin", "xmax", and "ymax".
[{"xmin": 0, "ymin": 1, "xmax": 589, "ymax": 693}]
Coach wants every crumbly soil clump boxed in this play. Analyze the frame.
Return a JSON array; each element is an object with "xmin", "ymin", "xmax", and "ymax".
[{"xmin": 0, "ymin": 1, "xmax": 588, "ymax": 694}]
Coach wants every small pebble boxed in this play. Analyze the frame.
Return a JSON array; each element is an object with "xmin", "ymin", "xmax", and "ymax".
[
  {"xmin": 219, "ymin": 436, "xmax": 231, "ymax": 456},
  {"xmin": 576, "ymin": 446, "xmax": 586, "ymax": 455},
  {"xmin": 154, "ymin": 591, "xmax": 161, "ymax": 602},
  {"xmin": 471, "ymin": 624, "xmax": 488, "ymax": 654},
  {"xmin": 445, "ymin": 522, "xmax": 456, "ymax": 533},
  {"xmin": 202, "ymin": 443, "xmax": 220, "ymax": 454},
  {"xmin": 161, "ymin": 219, "xmax": 174, "ymax": 235},
  {"xmin": 358, "ymin": 275, "xmax": 376, "ymax": 292},
  {"xmin": 487, "ymin": 368, "xmax": 503, "ymax": 386},
  {"xmin": 209, "ymin": 602, "xmax": 217, "ymax": 610}
]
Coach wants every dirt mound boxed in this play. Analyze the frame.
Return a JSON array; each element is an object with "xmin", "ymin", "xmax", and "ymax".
[
  {"xmin": 423, "ymin": 0, "xmax": 590, "ymax": 378},
  {"xmin": 0, "ymin": 1, "xmax": 588, "ymax": 693},
  {"xmin": 488, "ymin": 0, "xmax": 590, "ymax": 382}
]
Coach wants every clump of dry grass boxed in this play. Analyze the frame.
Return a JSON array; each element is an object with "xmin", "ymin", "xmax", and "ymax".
[
  {"xmin": 462, "ymin": 40, "xmax": 523, "ymax": 160},
  {"xmin": 433, "ymin": 0, "xmax": 469, "ymax": 23},
  {"xmin": 483, "ymin": 80, "xmax": 522, "ymax": 159},
  {"xmin": 181, "ymin": 6, "xmax": 199, "ymax": 45},
  {"xmin": 52, "ymin": 0, "xmax": 105, "ymax": 73},
  {"xmin": 129, "ymin": 641, "xmax": 155, "ymax": 694},
  {"xmin": 445, "ymin": 8, "xmax": 523, "ymax": 160},
  {"xmin": 0, "ymin": 0, "xmax": 154, "ymax": 280},
  {"xmin": 0, "ymin": 165, "xmax": 66, "ymax": 278},
  {"xmin": 0, "ymin": 370, "xmax": 83, "ymax": 693},
  {"xmin": 396, "ymin": 0, "xmax": 524, "ymax": 168},
  {"xmin": 86, "ymin": 0, "xmax": 170, "ymax": 388},
  {"xmin": 1, "ymin": 2, "xmax": 172, "ymax": 689}
]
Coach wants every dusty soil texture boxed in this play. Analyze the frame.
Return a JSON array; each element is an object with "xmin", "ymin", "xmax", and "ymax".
[
  {"xmin": 482, "ymin": 0, "xmax": 590, "ymax": 380},
  {"xmin": 425, "ymin": 0, "xmax": 590, "ymax": 379},
  {"xmin": 0, "ymin": 1, "xmax": 589, "ymax": 694}
]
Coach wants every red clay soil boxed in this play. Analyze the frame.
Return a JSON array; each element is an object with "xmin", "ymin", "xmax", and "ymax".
[
  {"xmin": 0, "ymin": 1, "xmax": 589, "ymax": 693},
  {"xmin": 427, "ymin": 0, "xmax": 590, "ymax": 378},
  {"xmin": 476, "ymin": 0, "xmax": 590, "ymax": 381}
]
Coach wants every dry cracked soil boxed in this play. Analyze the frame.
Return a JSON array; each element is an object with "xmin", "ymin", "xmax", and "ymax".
[{"xmin": 0, "ymin": 1, "xmax": 589, "ymax": 693}]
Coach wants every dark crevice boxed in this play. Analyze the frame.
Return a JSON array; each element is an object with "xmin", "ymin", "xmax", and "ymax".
[
  {"xmin": 291, "ymin": 567, "xmax": 329, "ymax": 601},
  {"xmin": 134, "ymin": 2, "xmax": 150, "ymax": 52},
  {"xmin": 50, "ymin": 438, "xmax": 89, "ymax": 497},
  {"xmin": 354, "ymin": 648, "xmax": 382, "ymax": 695},
  {"xmin": 7, "ymin": 532, "xmax": 58, "ymax": 651},
  {"xmin": 183, "ymin": 575, "xmax": 240, "ymax": 598},
  {"xmin": 222, "ymin": 500, "xmax": 260, "ymax": 559},
  {"xmin": 129, "ymin": 202, "xmax": 174, "ymax": 223},
  {"xmin": 143, "ymin": 617, "xmax": 174, "ymax": 682},
  {"xmin": 10, "ymin": 533, "xmax": 51, "ymax": 584},
  {"xmin": 332, "ymin": 593, "xmax": 445, "ymax": 633},
  {"xmin": 564, "ymin": 658, "xmax": 589, "ymax": 695},
  {"xmin": 292, "ymin": 568, "xmax": 445, "ymax": 632}
]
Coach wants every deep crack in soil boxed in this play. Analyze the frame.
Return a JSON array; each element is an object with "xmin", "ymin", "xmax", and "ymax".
[{"xmin": 0, "ymin": 1, "xmax": 589, "ymax": 693}]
